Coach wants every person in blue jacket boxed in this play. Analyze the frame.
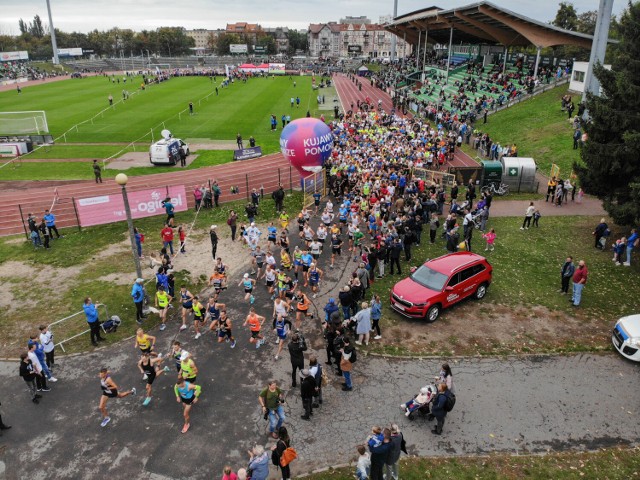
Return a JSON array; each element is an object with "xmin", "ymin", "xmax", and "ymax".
[
  {"xmin": 368, "ymin": 426, "xmax": 391, "ymax": 480},
  {"xmin": 323, "ymin": 298, "xmax": 339, "ymax": 323},
  {"xmin": 131, "ymin": 278, "xmax": 146, "ymax": 324},
  {"xmin": 83, "ymin": 297, "xmax": 105, "ymax": 346},
  {"xmin": 43, "ymin": 209, "xmax": 61, "ymax": 238}
]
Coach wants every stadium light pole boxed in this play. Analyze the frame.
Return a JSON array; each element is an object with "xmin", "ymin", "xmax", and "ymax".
[
  {"xmin": 390, "ymin": 0, "xmax": 399, "ymax": 62},
  {"xmin": 45, "ymin": 0, "xmax": 59, "ymax": 65},
  {"xmin": 115, "ymin": 173, "xmax": 143, "ymax": 280},
  {"xmin": 582, "ymin": 0, "xmax": 614, "ymax": 102}
]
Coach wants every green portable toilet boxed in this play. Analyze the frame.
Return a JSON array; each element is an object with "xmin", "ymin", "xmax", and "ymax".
[{"xmin": 481, "ymin": 160, "xmax": 502, "ymax": 188}]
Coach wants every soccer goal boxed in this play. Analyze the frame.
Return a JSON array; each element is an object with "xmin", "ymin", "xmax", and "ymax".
[{"xmin": 0, "ymin": 111, "xmax": 49, "ymax": 135}]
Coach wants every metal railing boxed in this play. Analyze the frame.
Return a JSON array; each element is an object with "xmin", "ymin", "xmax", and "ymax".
[{"xmin": 51, "ymin": 303, "xmax": 109, "ymax": 352}]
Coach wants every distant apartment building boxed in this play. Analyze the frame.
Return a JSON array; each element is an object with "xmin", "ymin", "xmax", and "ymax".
[
  {"xmin": 263, "ymin": 27, "xmax": 290, "ymax": 53},
  {"xmin": 308, "ymin": 17, "xmax": 409, "ymax": 59},
  {"xmin": 226, "ymin": 22, "xmax": 263, "ymax": 44},
  {"xmin": 185, "ymin": 29, "xmax": 221, "ymax": 50},
  {"xmin": 339, "ymin": 16, "xmax": 371, "ymax": 25}
]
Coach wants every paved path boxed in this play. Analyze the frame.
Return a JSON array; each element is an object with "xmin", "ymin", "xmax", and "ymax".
[{"xmin": 489, "ymin": 196, "xmax": 606, "ymax": 217}]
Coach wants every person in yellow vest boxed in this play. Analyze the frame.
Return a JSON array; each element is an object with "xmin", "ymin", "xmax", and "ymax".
[
  {"xmin": 280, "ymin": 249, "xmax": 292, "ymax": 270},
  {"xmin": 277, "ymin": 209, "xmax": 288, "ymax": 229},
  {"xmin": 135, "ymin": 328, "xmax": 157, "ymax": 359},
  {"xmin": 179, "ymin": 351, "xmax": 198, "ymax": 384},
  {"xmin": 546, "ymin": 176, "xmax": 558, "ymax": 203},
  {"xmin": 154, "ymin": 286, "xmax": 173, "ymax": 331},
  {"xmin": 192, "ymin": 296, "xmax": 205, "ymax": 340}
]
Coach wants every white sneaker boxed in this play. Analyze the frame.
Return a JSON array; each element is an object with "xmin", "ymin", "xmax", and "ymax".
[
  {"xmin": 400, "ymin": 403, "xmax": 406, "ymax": 409},
  {"xmin": 157, "ymin": 353, "xmax": 163, "ymax": 359},
  {"xmin": 624, "ymin": 263, "xmax": 631, "ymax": 267},
  {"xmin": 374, "ymin": 335, "xmax": 382, "ymax": 340},
  {"xmin": 275, "ymin": 355, "xmax": 279, "ymax": 360},
  {"xmin": 160, "ymin": 323, "xmax": 166, "ymax": 331},
  {"xmin": 355, "ymin": 341, "xmax": 362, "ymax": 346},
  {"xmin": 180, "ymin": 325, "xmax": 187, "ymax": 331},
  {"xmin": 405, "ymin": 410, "xmax": 411, "ymax": 417},
  {"xmin": 520, "ymin": 227, "xmax": 524, "ymax": 230},
  {"xmin": 131, "ymin": 387, "xmax": 136, "ymax": 396},
  {"xmin": 49, "ymin": 377, "xmax": 58, "ymax": 382},
  {"xmin": 142, "ymin": 374, "xmax": 148, "ymax": 381},
  {"xmin": 195, "ymin": 333, "xmax": 201, "ymax": 339}
]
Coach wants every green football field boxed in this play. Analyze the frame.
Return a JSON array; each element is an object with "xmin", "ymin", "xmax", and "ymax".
[{"xmin": 0, "ymin": 75, "xmax": 320, "ymax": 153}]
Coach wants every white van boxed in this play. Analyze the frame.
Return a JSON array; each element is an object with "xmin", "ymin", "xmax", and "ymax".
[
  {"xmin": 149, "ymin": 138, "xmax": 190, "ymax": 166},
  {"xmin": 612, "ymin": 314, "xmax": 640, "ymax": 361}
]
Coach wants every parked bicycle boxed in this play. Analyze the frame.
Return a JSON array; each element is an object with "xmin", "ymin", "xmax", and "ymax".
[{"xmin": 488, "ymin": 182, "xmax": 510, "ymax": 196}]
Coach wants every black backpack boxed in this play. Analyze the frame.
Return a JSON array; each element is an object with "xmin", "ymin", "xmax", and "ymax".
[
  {"xmin": 444, "ymin": 393, "xmax": 456, "ymax": 412},
  {"xmin": 348, "ymin": 347, "xmax": 357, "ymax": 363}
]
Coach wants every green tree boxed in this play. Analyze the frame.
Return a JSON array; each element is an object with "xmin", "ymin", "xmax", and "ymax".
[
  {"xmin": 215, "ymin": 33, "xmax": 242, "ymax": 55},
  {"xmin": 575, "ymin": 2, "xmax": 640, "ymax": 226},
  {"xmin": 286, "ymin": 30, "xmax": 308, "ymax": 55},
  {"xmin": 18, "ymin": 19, "xmax": 28, "ymax": 35},
  {"xmin": 552, "ymin": 2, "xmax": 578, "ymax": 30},
  {"xmin": 576, "ymin": 10, "xmax": 598, "ymax": 35},
  {"xmin": 30, "ymin": 14, "xmax": 45, "ymax": 38},
  {"xmin": 256, "ymin": 34, "xmax": 276, "ymax": 55}
]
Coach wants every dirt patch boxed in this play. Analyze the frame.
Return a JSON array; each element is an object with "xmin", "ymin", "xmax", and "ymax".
[
  {"xmin": 380, "ymin": 302, "xmax": 610, "ymax": 356},
  {"xmin": 105, "ymin": 152, "xmax": 198, "ymax": 170}
]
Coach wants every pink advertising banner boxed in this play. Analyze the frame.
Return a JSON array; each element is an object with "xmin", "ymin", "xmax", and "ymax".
[{"xmin": 75, "ymin": 186, "xmax": 188, "ymax": 227}]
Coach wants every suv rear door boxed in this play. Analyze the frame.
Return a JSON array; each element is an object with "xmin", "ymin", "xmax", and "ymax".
[{"xmin": 457, "ymin": 264, "xmax": 485, "ymax": 299}]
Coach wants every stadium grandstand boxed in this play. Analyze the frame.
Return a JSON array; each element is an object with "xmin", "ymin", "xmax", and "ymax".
[{"xmin": 383, "ymin": 1, "xmax": 608, "ymax": 120}]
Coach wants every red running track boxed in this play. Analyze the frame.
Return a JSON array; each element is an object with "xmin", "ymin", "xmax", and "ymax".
[
  {"xmin": 332, "ymin": 73, "xmax": 477, "ymax": 170},
  {"xmin": 0, "ymin": 153, "xmax": 299, "ymax": 237}
]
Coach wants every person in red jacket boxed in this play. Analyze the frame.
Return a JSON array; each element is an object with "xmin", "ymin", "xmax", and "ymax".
[
  {"xmin": 161, "ymin": 224, "xmax": 174, "ymax": 255},
  {"xmin": 571, "ymin": 260, "xmax": 588, "ymax": 307}
]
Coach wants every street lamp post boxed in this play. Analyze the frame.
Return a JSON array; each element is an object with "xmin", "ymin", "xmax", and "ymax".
[{"xmin": 115, "ymin": 173, "xmax": 142, "ymax": 279}]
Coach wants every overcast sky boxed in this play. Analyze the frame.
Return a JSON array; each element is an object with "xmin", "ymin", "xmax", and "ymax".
[{"xmin": 0, "ymin": 0, "xmax": 627, "ymax": 35}]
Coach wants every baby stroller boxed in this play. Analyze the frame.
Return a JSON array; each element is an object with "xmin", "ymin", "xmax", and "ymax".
[{"xmin": 400, "ymin": 384, "xmax": 437, "ymax": 420}]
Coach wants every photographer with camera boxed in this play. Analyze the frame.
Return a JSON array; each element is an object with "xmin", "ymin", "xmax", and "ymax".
[
  {"xmin": 288, "ymin": 332, "xmax": 307, "ymax": 388},
  {"xmin": 258, "ymin": 381, "xmax": 286, "ymax": 440}
]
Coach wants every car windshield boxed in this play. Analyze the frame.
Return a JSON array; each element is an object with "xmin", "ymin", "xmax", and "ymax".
[{"xmin": 410, "ymin": 265, "xmax": 448, "ymax": 291}]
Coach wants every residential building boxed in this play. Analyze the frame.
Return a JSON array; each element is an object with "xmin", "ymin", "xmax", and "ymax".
[
  {"xmin": 185, "ymin": 29, "xmax": 221, "ymax": 50},
  {"xmin": 263, "ymin": 27, "xmax": 290, "ymax": 53},
  {"xmin": 308, "ymin": 20, "xmax": 410, "ymax": 59},
  {"xmin": 226, "ymin": 22, "xmax": 263, "ymax": 44}
]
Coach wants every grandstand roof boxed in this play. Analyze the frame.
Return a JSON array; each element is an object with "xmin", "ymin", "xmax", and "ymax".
[{"xmin": 386, "ymin": 1, "xmax": 595, "ymax": 49}]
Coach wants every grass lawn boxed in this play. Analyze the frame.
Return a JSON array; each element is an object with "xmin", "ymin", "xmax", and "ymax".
[
  {"xmin": 475, "ymin": 84, "xmax": 581, "ymax": 178},
  {"xmin": 304, "ymin": 447, "xmax": 640, "ymax": 480},
  {"xmin": 0, "ymin": 75, "xmax": 318, "ymax": 152},
  {"xmin": 366, "ymin": 215, "xmax": 638, "ymax": 355},
  {"xmin": 14, "ymin": 144, "xmax": 136, "ymax": 159},
  {"xmin": 1, "ymin": 149, "xmax": 233, "ymax": 180},
  {"xmin": 0, "ymin": 191, "xmax": 303, "ymax": 355}
]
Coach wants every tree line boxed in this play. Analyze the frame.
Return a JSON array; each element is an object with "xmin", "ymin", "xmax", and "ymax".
[{"xmin": 0, "ymin": 15, "xmax": 308, "ymax": 60}]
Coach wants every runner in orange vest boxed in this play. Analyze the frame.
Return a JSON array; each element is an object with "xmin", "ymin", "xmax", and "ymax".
[
  {"xmin": 243, "ymin": 307, "xmax": 266, "ymax": 349},
  {"xmin": 295, "ymin": 290, "xmax": 312, "ymax": 330}
]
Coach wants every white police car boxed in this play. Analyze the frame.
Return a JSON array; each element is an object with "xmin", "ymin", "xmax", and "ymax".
[{"xmin": 612, "ymin": 314, "xmax": 640, "ymax": 362}]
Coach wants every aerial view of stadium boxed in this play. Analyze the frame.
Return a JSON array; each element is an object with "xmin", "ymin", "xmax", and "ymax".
[{"xmin": 0, "ymin": 0, "xmax": 639, "ymax": 478}]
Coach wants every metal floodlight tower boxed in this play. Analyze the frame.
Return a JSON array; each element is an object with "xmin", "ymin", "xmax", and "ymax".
[
  {"xmin": 46, "ymin": 0, "xmax": 60, "ymax": 65},
  {"xmin": 390, "ymin": 0, "xmax": 399, "ymax": 62},
  {"xmin": 582, "ymin": 0, "xmax": 614, "ymax": 101}
]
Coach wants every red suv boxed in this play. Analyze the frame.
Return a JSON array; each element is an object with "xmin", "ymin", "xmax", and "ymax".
[{"xmin": 390, "ymin": 252, "xmax": 492, "ymax": 322}]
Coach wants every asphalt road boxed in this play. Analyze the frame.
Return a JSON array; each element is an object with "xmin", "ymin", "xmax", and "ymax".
[{"xmin": 0, "ymin": 201, "xmax": 637, "ymax": 479}]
